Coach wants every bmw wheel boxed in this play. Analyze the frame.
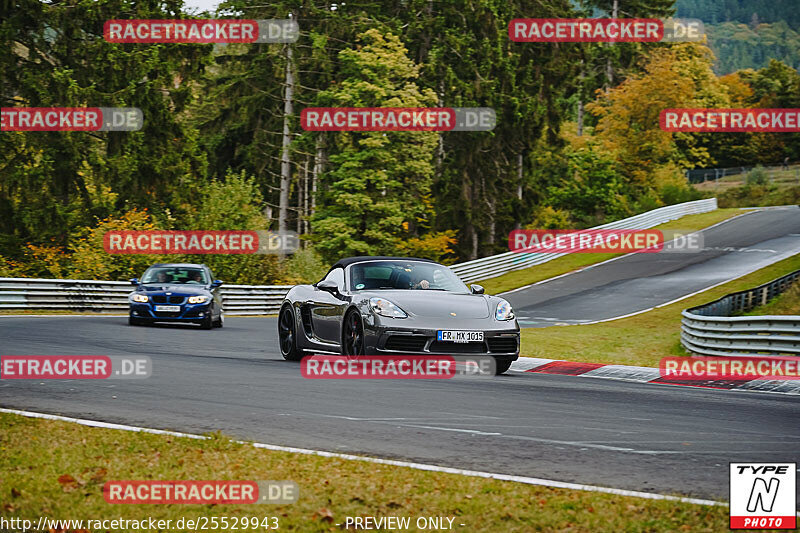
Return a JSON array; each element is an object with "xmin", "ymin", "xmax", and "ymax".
[{"xmin": 199, "ymin": 309, "xmax": 213, "ymax": 330}]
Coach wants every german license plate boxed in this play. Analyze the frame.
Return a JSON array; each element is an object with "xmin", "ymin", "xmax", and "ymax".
[
  {"xmin": 155, "ymin": 305, "xmax": 181, "ymax": 312},
  {"xmin": 437, "ymin": 330, "xmax": 484, "ymax": 343}
]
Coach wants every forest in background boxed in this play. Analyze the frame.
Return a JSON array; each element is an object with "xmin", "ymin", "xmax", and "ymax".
[
  {"xmin": 1, "ymin": 0, "xmax": 799, "ymax": 284},
  {"xmin": 675, "ymin": 0, "xmax": 800, "ymax": 73}
]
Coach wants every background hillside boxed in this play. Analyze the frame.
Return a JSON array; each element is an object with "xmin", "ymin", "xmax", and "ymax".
[{"xmin": 675, "ymin": 0, "xmax": 800, "ymax": 73}]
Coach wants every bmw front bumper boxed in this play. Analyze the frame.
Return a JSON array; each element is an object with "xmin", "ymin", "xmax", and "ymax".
[{"xmin": 129, "ymin": 302, "xmax": 212, "ymax": 322}]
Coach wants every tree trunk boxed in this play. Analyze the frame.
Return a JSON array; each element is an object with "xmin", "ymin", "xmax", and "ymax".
[
  {"xmin": 605, "ymin": 0, "xmax": 618, "ymax": 88},
  {"xmin": 278, "ymin": 32, "xmax": 295, "ymax": 255},
  {"xmin": 296, "ymin": 158, "xmax": 303, "ymax": 235},
  {"xmin": 311, "ymin": 134, "xmax": 324, "ymax": 224},
  {"xmin": 577, "ymin": 58, "xmax": 585, "ymax": 136},
  {"xmin": 303, "ymin": 158, "xmax": 310, "ymax": 238},
  {"xmin": 515, "ymin": 153, "xmax": 523, "ymax": 230},
  {"xmin": 483, "ymin": 173, "xmax": 495, "ymax": 248}
]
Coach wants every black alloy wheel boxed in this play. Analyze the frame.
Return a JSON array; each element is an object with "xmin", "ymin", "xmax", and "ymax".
[
  {"xmin": 279, "ymin": 305, "xmax": 302, "ymax": 360},
  {"xmin": 343, "ymin": 310, "xmax": 365, "ymax": 356}
]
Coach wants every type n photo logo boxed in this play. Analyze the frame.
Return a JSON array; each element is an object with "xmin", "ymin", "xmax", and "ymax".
[{"xmin": 730, "ymin": 463, "xmax": 796, "ymax": 529}]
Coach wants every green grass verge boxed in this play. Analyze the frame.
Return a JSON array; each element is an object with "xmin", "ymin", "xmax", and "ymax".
[
  {"xmin": 480, "ymin": 208, "xmax": 745, "ymax": 295},
  {"xmin": 520, "ymin": 254, "xmax": 800, "ymax": 367},
  {"xmin": 693, "ymin": 164, "xmax": 800, "ymax": 193},
  {"xmin": 744, "ymin": 280, "xmax": 800, "ymax": 316},
  {"xmin": 0, "ymin": 412, "xmax": 734, "ymax": 532}
]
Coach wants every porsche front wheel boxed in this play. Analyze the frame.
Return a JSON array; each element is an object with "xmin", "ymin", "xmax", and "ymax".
[
  {"xmin": 279, "ymin": 305, "xmax": 302, "ymax": 361},
  {"xmin": 342, "ymin": 310, "xmax": 365, "ymax": 356}
]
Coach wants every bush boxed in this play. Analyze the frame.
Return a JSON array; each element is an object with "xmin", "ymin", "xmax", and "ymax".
[
  {"xmin": 525, "ymin": 206, "xmax": 575, "ymax": 230},
  {"xmin": 718, "ymin": 184, "xmax": 800, "ymax": 208},
  {"xmin": 745, "ymin": 166, "xmax": 768, "ymax": 186},
  {"xmin": 279, "ymin": 247, "xmax": 329, "ymax": 284}
]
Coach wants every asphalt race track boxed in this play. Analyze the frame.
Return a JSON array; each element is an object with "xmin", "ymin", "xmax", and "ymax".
[
  {"xmin": 1, "ymin": 316, "xmax": 798, "ymax": 503},
  {"xmin": 505, "ymin": 207, "xmax": 800, "ymax": 327},
  {"xmin": 1, "ymin": 206, "xmax": 799, "ymax": 503}
]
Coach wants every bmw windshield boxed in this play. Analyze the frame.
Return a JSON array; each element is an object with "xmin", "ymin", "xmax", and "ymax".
[{"xmin": 141, "ymin": 267, "xmax": 208, "ymax": 285}]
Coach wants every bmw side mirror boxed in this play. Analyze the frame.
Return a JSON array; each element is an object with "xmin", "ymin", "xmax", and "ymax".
[
  {"xmin": 211, "ymin": 280, "xmax": 223, "ymax": 288},
  {"xmin": 317, "ymin": 279, "xmax": 338, "ymax": 293},
  {"xmin": 130, "ymin": 278, "xmax": 139, "ymax": 286},
  {"xmin": 470, "ymin": 284, "xmax": 485, "ymax": 295}
]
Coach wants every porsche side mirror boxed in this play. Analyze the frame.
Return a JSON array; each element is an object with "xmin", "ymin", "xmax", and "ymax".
[
  {"xmin": 317, "ymin": 280, "xmax": 338, "ymax": 293},
  {"xmin": 130, "ymin": 278, "xmax": 139, "ymax": 286},
  {"xmin": 211, "ymin": 280, "xmax": 223, "ymax": 288},
  {"xmin": 470, "ymin": 284, "xmax": 485, "ymax": 295}
]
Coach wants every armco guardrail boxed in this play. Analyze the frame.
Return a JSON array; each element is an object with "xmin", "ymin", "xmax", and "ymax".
[
  {"xmin": 0, "ymin": 278, "xmax": 291, "ymax": 315},
  {"xmin": 681, "ymin": 269, "xmax": 800, "ymax": 358},
  {"xmin": 0, "ymin": 199, "xmax": 719, "ymax": 313},
  {"xmin": 450, "ymin": 198, "xmax": 718, "ymax": 283}
]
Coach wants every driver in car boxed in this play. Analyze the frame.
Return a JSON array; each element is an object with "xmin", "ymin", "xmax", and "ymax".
[{"xmin": 411, "ymin": 268, "xmax": 430, "ymax": 289}]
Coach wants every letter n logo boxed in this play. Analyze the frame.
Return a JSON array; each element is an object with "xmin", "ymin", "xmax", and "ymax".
[{"xmin": 747, "ymin": 477, "xmax": 779, "ymax": 512}]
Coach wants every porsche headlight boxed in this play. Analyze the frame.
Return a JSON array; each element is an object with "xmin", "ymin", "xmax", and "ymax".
[
  {"xmin": 131, "ymin": 294, "xmax": 149, "ymax": 303},
  {"xmin": 495, "ymin": 299, "xmax": 514, "ymax": 321},
  {"xmin": 188, "ymin": 295, "xmax": 208, "ymax": 304},
  {"xmin": 369, "ymin": 297, "xmax": 408, "ymax": 318}
]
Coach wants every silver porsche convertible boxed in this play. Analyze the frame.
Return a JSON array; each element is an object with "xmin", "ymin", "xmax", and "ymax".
[{"xmin": 278, "ymin": 256, "xmax": 520, "ymax": 374}]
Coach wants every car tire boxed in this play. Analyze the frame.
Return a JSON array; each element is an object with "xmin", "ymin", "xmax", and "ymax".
[
  {"xmin": 128, "ymin": 315, "xmax": 143, "ymax": 326},
  {"xmin": 495, "ymin": 359, "xmax": 513, "ymax": 375},
  {"xmin": 342, "ymin": 309, "xmax": 365, "ymax": 356},
  {"xmin": 213, "ymin": 310, "xmax": 224, "ymax": 328},
  {"xmin": 278, "ymin": 304, "xmax": 302, "ymax": 361},
  {"xmin": 199, "ymin": 311, "xmax": 213, "ymax": 330}
]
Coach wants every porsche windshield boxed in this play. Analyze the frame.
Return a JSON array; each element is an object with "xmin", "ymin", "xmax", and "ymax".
[
  {"xmin": 349, "ymin": 261, "xmax": 469, "ymax": 293},
  {"xmin": 142, "ymin": 267, "xmax": 207, "ymax": 285}
]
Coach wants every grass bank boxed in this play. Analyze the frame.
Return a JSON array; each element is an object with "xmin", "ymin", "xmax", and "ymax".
[{"xmin": 0, "ymin": 411, "xmax": 733, "ymax": 532}]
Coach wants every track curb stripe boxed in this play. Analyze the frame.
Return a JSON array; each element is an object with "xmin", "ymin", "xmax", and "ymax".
[
  {"xmin": 0, "ymin": 407, "xmax": 724, "ymax": 507},
  {"xmin": 511, "ymin": 357, "xmax": 800, "ymax": 395}
]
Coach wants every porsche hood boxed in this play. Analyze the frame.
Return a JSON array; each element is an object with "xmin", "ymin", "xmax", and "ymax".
[{"xmin": 364, "ymin": 290, "xmax": 492, "ymax": 319}]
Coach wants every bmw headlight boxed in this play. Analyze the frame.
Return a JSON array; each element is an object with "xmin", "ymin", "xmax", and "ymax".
[
  {"xmin": 369, "ymin": 297, "xmax": 408, "ymax": 318},
  {"xmin": 131, "ymin": 294, "xmax": 149, "ymax": 303},
  {"xmin": 495, "ymin": 299, "xmax": 515, "ymax": 321},
  {"xmin": 188, "ymin": 295, "xmax": 208, "ymax": 304}
]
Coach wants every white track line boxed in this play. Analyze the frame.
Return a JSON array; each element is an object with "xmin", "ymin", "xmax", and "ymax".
[{"xmin": 1, "ymin": 407, "xmax": 723, "ymax": 507}]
